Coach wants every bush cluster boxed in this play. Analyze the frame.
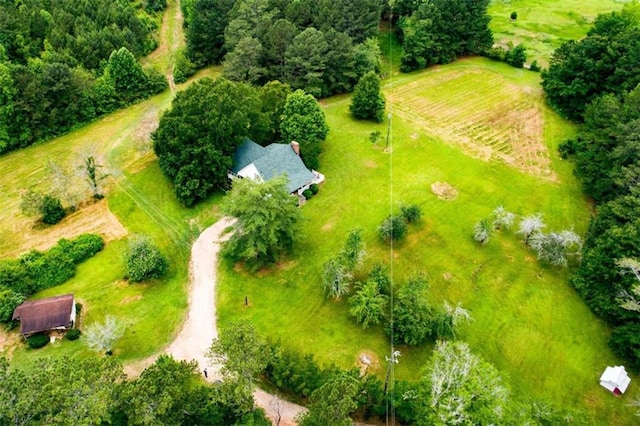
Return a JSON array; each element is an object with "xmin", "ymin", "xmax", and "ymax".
[
  {"xmin": 27, "ymin": 333, "xmax": 49, "ymax": 349},
  {"xmin": 302, "ymin": 189, "xmax": 313, "ymax": 200},
  {"xmin": 66, "ymin": 328, "xmax": 81, "ymax": 341}
]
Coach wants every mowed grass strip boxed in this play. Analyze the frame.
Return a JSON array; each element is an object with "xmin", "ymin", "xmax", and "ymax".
[
  {"xmin": 218, "ymin": 58, "xmax": 637, "ymax": 422},
  {"xmin": 489, "ymin": 0, "xmax": 625, "ymax": 66}
]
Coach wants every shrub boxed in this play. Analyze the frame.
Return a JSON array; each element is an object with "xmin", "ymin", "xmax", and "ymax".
[
  {"xmin": 27, "ymin": 333, "xmax": 49, "ymax": 349},
  {"xmin": 41, "ymin": 195, "xmax": 66, "ymax": 224},
  {"xmin": 75, "ymin": 302, "xmax": 83, "ymax": 315},
  {"xmin": 400, "ymin": 204, "xmax": 422, "ymax": 223},
  {"xmin": 510, "ymin": 11, "xmax": 518, "ymax": 20},
  {"xmin": 505, "ymin": 44, "xmax": 526, "ymax": 68},
  {"xmin": 309, "ymin": 183, "xmax": 319, "ymax": 195},
  {"xmin": 378, "ymin": 215, "xmax": 407, "ymax": 242},
  {"xmin": 0, "ymin": 287, "xmax": 25, "ymax": 323},
  {"xmin": 529, "ymin": 60, "xmax": 541, "ymax": 72},
  {"xmin": 58, "ymin": 234, "xmax": 105, "ymax": 264},
  {"xmin": 174, "ymin": 48, "xmax": 196, "ymax": 84},
  {"xmin": 484, "ymin": 46, "xmax": 506, "ymax": 62},
  {"xmin": 302, "ymin": 189, "xmax": 313, "ymax": 200},
  {"xmin": 473, "ymin": 218, "xmax": 493, "ymax": 244},
  {"xmin": 66, "ymin": 328, "xmax": 81, "ymax": 341},
  {"xmin": 125, "ymin": 235, "xmax": 169, "ymax": 282}
]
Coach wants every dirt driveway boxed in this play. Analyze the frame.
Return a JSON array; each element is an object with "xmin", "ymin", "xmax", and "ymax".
[{"xmin": 126, "ymin": 217, "xmax": 306, "ymax": 425}]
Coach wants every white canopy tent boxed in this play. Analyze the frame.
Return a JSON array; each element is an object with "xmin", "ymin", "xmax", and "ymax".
[{"xmin": 599, "ymin": 366, "xmax": 631, "ymax": 395}]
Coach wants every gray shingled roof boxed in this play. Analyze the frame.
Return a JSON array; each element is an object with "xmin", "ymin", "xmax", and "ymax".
[
  {"xmin": 231, "ymin": 140, "xmax": 315, "ymax": 193},
  {"xmin": 12, "ymin": 294, "xmax": 74, "ymax": 335}
]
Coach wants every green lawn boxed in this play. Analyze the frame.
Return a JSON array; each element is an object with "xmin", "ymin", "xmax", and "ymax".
[
  {"xmin": 218, "ymin": 58, "xmax": 638, "ymax": 422},
  {"xmin": 489, "ymin": 0, "xmax": 625, "ymax": 67}
]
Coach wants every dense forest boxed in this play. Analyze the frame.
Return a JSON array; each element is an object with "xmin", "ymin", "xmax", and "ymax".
[
  {"xmin": 542, "ymin": 4, "xmax": 640, "ymax": 370},
  {"xmin": 181, "ymin": 0, "xmax": 383, "ymax": 98},
  {"xmin": 0, "ymin": 0, "xmax": 167, "ymax": 155}
]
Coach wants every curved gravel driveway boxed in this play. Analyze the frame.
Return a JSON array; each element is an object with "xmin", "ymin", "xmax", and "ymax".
[{"xmin": 161, "ymin": 217, "xmax": 306, "ymax": 425}]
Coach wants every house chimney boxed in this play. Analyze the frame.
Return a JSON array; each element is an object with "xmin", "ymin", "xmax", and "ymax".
[{"xmin": 290, "ymin": 141, "xmax": 300, "ymax": 156}]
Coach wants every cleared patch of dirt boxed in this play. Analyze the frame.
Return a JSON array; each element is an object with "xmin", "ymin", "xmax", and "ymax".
[
  {"xmin": 121, "ymin": 295, "xmax": 142, "ymax": 305},
  {"xmin": 357, "ymin": 350, "xmax": 382, "ymax": 376},
  {"xmin": 0, "ymin": 328, "xmax": 21, "ymax": 358},
  {"xmin": 321, "ymin": 221, "xmax": 334, "ymax": 232},
  {"xmin": 443, "ymin": 272, "xmax": 453, "ymax": 281},
  {"xmin": 410, "ymin": 132, "xmax": 420, "ymax": 139},
  {"xmin": 364, "ymin": 160, "xmax": 378, "ymax": 168},
  {"xmin": 277, "ymin": 260, "xmax": 298, "ymax": 271},
  {"xmin": 4, "ymin": 199, "xmax": 127, "ymax": 257},
  {"xmin": 431, "ymin": 182, "xmax": 458, "ymax": 200}
]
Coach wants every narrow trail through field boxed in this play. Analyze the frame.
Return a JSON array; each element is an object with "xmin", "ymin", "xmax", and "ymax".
[{"xmin": 124, "ymin": 218, "xmax": 307, "ymax": 425}]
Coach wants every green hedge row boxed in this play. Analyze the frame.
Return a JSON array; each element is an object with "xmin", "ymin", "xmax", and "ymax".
[{"xmin": 0, "ymin": 234, "xmax": 105, "ymax": 300}]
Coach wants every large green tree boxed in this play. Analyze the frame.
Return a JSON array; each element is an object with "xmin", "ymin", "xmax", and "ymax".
[
  {"xmin": 221, "ymin": 176, "xmax": 301, "ymax": 269},
  {"xmin": 284, "ymin": 28, "xmax": 329, "ymax": 98},
  {"xmin": 152, "ymin": 78, "xmax": 266, "ymax": 206},
  {"xmin": 541, "ymin": 4, "xmax": 640, "ymax": 121},
  {"xmin": 280, "ymin": 89, "xmax": 329, "ymax": 170},
  {"xmin": 350, "ymin": 71, "xmax": 386, "ymax": 122}
]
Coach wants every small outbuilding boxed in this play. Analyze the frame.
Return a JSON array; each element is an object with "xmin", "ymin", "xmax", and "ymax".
[
  {"xmin": 12, "ymin": 294, "xmax": 76, "ymax": 337},
  {"xmin": 599, "ymin": 366, "xmax": 631, "ymax": 396}
]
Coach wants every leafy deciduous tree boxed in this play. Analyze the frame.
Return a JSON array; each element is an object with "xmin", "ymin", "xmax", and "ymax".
[
  {"xmin": 349, "ymin": 279, "xmax": 388, "ymax": 328},
  {"xmin": 517, "ymin": 213, "xmax": 545, "ymax": 245},
  {"xmin": 85, "ymin": 315, "xmax": 125, "ymax": 355},
  {"xmin": 322, "ymin": 258, "xmax": 353, "ymax": 299},
  {"xmin": 415, "ymin": 341, "xmax": 510, "ymax": 425},
  {"xmin": 125, "ymin": 235, "xmax": 169, "ymax": 282},
  {"xmin": 378, "ymin": 215, "xmax": 407, "ymax": 243},
  {"xmin": 153, "ymin": 77, "xmax": 266, "ymax": 206},
  {"xmin": 280, "ymin": 89, "xmax": 329, "ymax": 170},
  {"xmin": 350, "ymin": 71, "xmax": 386, "ymax": 123},
  {"xmin": 221, "ymin": 176, "xmax": 301, "ymax": 269}
]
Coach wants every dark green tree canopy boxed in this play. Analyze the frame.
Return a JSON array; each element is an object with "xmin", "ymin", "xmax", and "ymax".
[
  {"xmin": 541, "ymin": 4, "xmax": 640, "ymax": 121},
  {"xmin": 399, "ymin": 0, "xmax": 493, "ymax": 72},
  {"xmin": 152, "ymin": 77, "xmax": 267, "ymax": 206},
  {"xmin": 184, "ymin": 0, "xmax": 382, "ymax": 97}
]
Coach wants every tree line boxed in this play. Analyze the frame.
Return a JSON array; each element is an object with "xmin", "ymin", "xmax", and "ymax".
[
  {"xmin": 542, "ymin": 3, "xmax": 640, "ymax": 370},
  {"xmin": 0, "ymin": 0, "xmax": 167, "ymax": 155},
  {"xmin": 182, "ymin": 0, "xmax": 382, "ymax": 97},
  {"xmin": 0, "ymin": 320, "xmax": 587, "ymax": 425}
]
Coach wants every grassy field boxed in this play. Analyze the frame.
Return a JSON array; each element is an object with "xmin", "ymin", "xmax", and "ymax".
[
  {"xmin": 217, "ymin": 58, "xmax": 638, "ymax": 422},
  {"xmin": 1, "ymin": 1, "xmax": 638, "ymax": 422},
  {"xmin": 489, "ymin": 0, "xmax": 626, "ymax": 67}
]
